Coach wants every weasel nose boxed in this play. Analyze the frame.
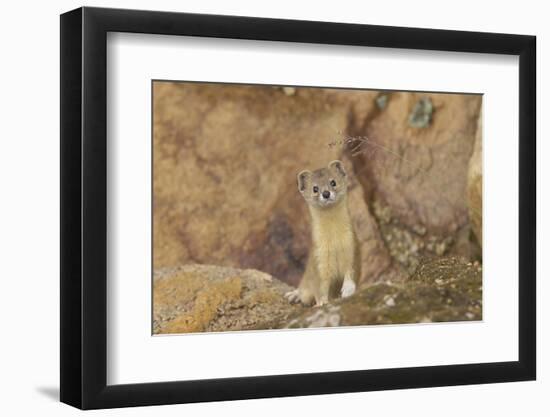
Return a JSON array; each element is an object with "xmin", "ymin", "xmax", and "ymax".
[{"xmin": 322, "ymin": 190, "xmax": 330, "ymax": 199}]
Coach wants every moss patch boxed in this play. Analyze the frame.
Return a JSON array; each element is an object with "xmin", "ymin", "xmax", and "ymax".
[{"xmin": 284, "ymin": 256, "xmax": 482, "ymax": 328}]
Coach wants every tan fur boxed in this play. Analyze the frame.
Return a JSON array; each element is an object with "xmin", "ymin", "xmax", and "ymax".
[{"xmin": 286, "ymin": 160, "xmax": 361, "ymax": 306}]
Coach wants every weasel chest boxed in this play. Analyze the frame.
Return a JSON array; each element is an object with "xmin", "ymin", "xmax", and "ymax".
[{"xmin": 314, "ymin": 226, "xmax": 355, "ymax": 277}]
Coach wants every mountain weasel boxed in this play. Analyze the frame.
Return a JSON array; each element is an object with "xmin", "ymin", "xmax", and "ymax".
[{"xmin": 285, "ymin": 160, "xmax": 360, "ymax": 306}]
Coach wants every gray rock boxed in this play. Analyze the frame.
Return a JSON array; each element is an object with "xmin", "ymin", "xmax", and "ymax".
[{"xmin": 408, "ymin": 97, "xmax": 433, "ymax": 128}]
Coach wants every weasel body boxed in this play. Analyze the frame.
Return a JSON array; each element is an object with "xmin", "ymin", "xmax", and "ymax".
[{"xmin": 286, "ymin": 160, "xmax": 360, "ymax": 306}]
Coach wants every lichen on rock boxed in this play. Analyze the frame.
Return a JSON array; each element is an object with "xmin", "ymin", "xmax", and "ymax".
[
  {"xmin": 153, "ymin": 264, "xmax": 304, "ymax": 334},
  {"xmin": 408, "ymin": 97, "xmax": 433, "ymax": 128}
]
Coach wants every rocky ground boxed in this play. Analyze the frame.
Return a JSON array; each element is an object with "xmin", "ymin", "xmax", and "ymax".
[
  {"xmin": 153, "ymin": 257, "xmax": 482, "ymax": 334},
  {"xmin": 284, "ymin": 256, "xmax": 482, "ymax": 329}
]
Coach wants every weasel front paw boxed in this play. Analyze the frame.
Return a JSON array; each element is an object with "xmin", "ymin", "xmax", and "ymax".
[
  {"xmin": 315, "ymin": 295, "xmax": 329, "ymax": 307},
  {"xmin": 285, "ymin": 289, "xmax": 301, "ymax": 304},
  {"xmin": 341, "ymin": 279, "xmax": 356, "ymax": 298}
]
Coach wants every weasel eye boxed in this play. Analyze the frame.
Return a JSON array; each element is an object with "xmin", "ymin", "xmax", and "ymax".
[
  {"xmin": 313, "ymin": 186, "xmax": 319, "ymax": 193},
  {"xmin": 330, "ymin": 180, "xmax": 337, "ymax": 187}
]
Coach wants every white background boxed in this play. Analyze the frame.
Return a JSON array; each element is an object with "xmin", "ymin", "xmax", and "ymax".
[
  {"xmin": 108, "ymin": 34, "xmax": 519, "ymax": 384},
  {"xmin": 0, "ymin": 0, "xmax": 546, "ymax": 415}
]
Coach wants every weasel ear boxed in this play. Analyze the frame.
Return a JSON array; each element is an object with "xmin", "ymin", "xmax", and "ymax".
[
  {"xmin": 297, "ymin": 170, "xmax": 312, "ymax": 193},
  {"xmin": 328, "ymin": 160, "xmax": 347, "ymax": 178}
]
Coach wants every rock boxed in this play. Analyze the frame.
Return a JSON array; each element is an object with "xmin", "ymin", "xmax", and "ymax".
[
  {"xmin": 296, "ymin": 306, "xmax": 342, "ymax": 328},
  {"xmin": 153, "ymin": 82, "xmax": 392, "ymax": 285},
  {"xmin": 375, "ymin": 94, "xmax": 388, "ymax": 110},
  {"xmin": 344, "ymin": 155, "xmax": 396, "ymax": 282},
  {"xmin": 154, "ymin": 257, "xmax": 482, "ymax": 334},
  {"xmin": 468, "ymin": 111, "xmax": 483, "ymax": 247},
  {"xmin": 282, "ymin": 86, "xmax": 296, "ymax": 96},
  {"xmin": 285, "ymin": 256, "xmax": 482, "ymax": 328},
  {"xmin": 349, "ymin": 92, "xmax": 482, "ymax": 238},
  {"xmin": 408, "ymin": 97, "xmax": 433, "ymax": 128},
  {"xmin": 384, "ymin": 295, "xmax": 396, "ymax": 307},
  {"xmin": 153, "ymin": 83, "xmax": 483, "ymax": 290},
  {"xmin": 153, "ymin": 264, "xmax": 303, "ymax": 334}
]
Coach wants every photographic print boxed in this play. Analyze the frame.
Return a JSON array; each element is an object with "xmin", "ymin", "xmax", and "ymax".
[
  {"xmin": 60, "ymin": 8, "xmax": 536, "ymax": 407},
  {"xmin": 152, "ymin": 81, "xmax": 483, "ymax": 335}
]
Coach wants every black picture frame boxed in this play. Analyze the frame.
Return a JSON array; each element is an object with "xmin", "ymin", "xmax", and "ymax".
[{"xmin": 60, "ymin": 6, "xmax": 536, "ymax": 410}]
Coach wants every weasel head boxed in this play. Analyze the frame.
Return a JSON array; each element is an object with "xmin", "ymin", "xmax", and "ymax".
[{"xmin": 297, "ymin": 160, "xmax": 348, "ymax": 209}]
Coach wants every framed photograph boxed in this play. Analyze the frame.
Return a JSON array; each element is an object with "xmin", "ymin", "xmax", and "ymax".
[{"xmin": 60, "ymin": 6, "xmax": 536, "ymax": 409}]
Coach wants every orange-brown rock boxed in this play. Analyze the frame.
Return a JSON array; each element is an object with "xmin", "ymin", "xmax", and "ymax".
[
  {"xmin": 153, "ymin": 82, "xmax": 392, "ymax": 285},
  {"xmin": 153, "ymin": 83, "xmax": 482, "ymax": 286},
  {"xmin": 153, "ymin": 264, "xmax": 302, "ymax": 334},
  {"xmin": 350, "ymin": 92, "xmax": 482, "ymax": 236},
  {"xmin": 468, "ymin": 112, "xmax": 483, "ymax": 247}
]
